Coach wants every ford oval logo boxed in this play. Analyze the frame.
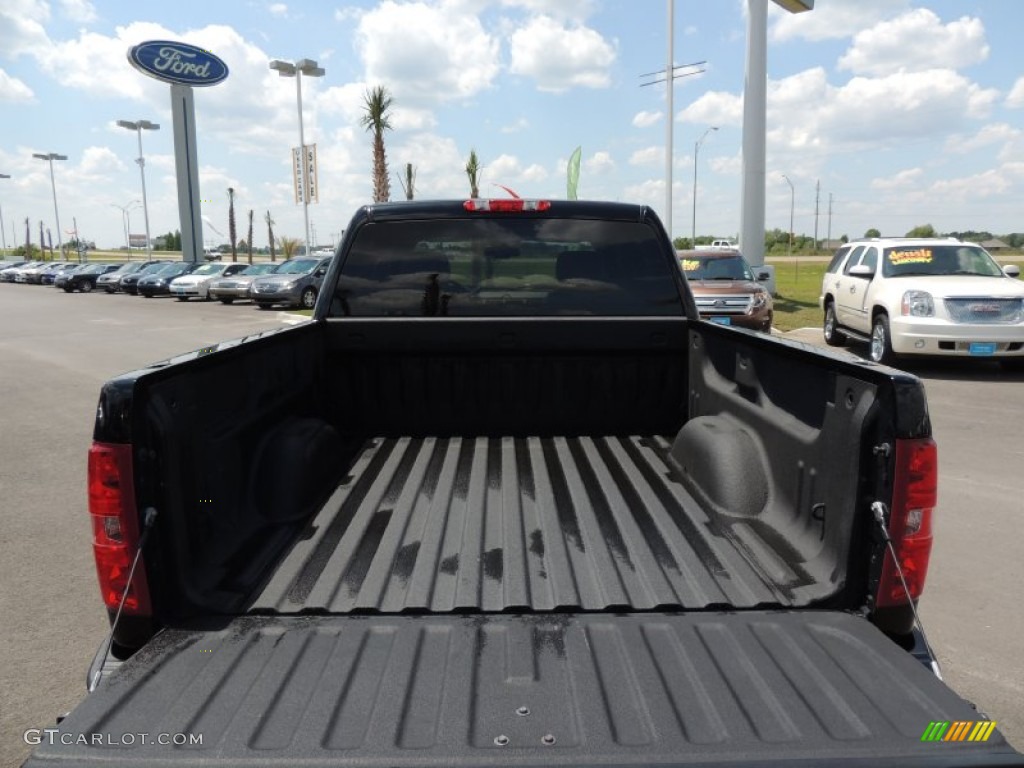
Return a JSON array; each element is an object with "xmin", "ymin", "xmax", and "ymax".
[{"xmin": 128, "ymin": 40, "xmax": 229, "ymax": 87}]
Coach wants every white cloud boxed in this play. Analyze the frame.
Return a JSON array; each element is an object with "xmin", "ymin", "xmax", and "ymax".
[
  {"xmin": 501, "ymin": 117, "xmax": 529, "ymax": 134},
  {"xmin": 677, "ymin": 90, "xmax": 743, "ymax": 128},
  {"xmin": 838, "ymin": 9, "xmax": 989, "ymax": 76},
  {"xmin": 268, "ymin": 3, "xmax": 288, "ymax": 17},
  {"xmin": 1007, "ymin": 77, "xmax": 1024, "ymax": 109},
  {"xmin": 708, "ymin": 153, "xmax": 741, "ymax": 177},
  {"xmin": 59, "ymin": 0, "xmax": 97, "ymax": 23},
  {"xmin": 871, "ymin": 168, "xmax": 924, "ymax": 191},
  {"xmin": 770, "ymin": 0, "xmax": 910, "ymax": 42},
  {"xmin": 77, "ymin": 146, "xmax": 125, "ymax": 180},
  {"xmin": 355, "ymin": 1, "xmax": 500, "ymax": 105},
  {"xmin": 508, "ymin": 15, "xmax": 615, "ymax": 93},
  {"xmin": 630, "ymin": 146, "xmax": 663, "ymax": 166},
  {"xmin": 0, "ymin": 0, "xmax": 51, "ymax": 57},
  {"xmin": 0, "ymin": 69, "xmax": 35, "ymax": 102},
  {"xmin": 499, "ymin": 0, "xmax": 594, "ymax": 22},
  {"xmin": 584, "ymin": 151, "xmax": 614, "ymax": 175},
  {"xmin": 632, "ymin": 110, "xmax": 662, "ymax": 128},
  {"xmin": 944, "ymin": 123, "xmax": 1020, "ymax": 155}
]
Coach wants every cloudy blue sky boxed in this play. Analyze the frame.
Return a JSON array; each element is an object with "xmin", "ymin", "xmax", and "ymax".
[{"xmin": 1, "ymin": 0, "xmax": 1023, "ymax": 251}]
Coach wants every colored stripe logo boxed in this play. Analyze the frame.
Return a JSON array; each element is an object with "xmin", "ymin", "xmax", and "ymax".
[{"xmin": 921, "ymin": 721, "xmax": 997, "ymax": 742}]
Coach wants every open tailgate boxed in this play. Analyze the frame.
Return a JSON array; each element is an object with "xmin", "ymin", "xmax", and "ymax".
[{"xmin": 25, "ymin": 611, "xmax": 1022, "ymax": 767}]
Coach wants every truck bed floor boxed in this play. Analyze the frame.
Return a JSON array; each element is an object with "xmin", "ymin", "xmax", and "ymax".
[
  {"xmin": 26, "ymin": 612, "xmax": 1021, "ymax": 767},
  {"xmin": 251, "ymin": 435, "xmax": 808, "ymax": 614}
]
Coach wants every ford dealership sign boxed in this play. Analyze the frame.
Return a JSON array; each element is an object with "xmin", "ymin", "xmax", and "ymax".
[{"xmin": 128, "ymin": 41, "xmax": 228, "ymax": 87}]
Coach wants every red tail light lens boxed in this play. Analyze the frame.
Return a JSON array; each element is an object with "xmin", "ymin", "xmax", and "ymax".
[
  {"xmin": 463, "ymin": 199, "xmax": 552, "ymax": 212},
  {"xmin": 88, "ymin": 442, "xmax": 151, "ymax": 615},
  {"xmin": 876, "ymin": 438, "xmax": 937, "ymax": 607}
]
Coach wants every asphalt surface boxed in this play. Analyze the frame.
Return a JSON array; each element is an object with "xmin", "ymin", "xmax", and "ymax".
[{"xmin": 1, "ymin": 286, "xmax": 1021, "ymax": 766}]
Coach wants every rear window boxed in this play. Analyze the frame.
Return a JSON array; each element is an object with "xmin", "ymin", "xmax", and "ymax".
[{"xmin": 329, "ymin": 218, "xmax": 682, "ymax": 317}]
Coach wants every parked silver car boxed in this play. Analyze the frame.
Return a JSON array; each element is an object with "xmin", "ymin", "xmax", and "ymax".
[
  {"xmin": 250, "ymin": 256, "xmax": 332, "ymax": 309},
  {"xmin": 207, "ymin": 263, "xmax": 280, "ymax": 304}
]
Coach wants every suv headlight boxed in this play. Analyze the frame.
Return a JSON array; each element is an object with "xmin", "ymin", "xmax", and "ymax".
[
  {"xmin": 750, "ymin": 289, "xmax": 769, "ymax": 310},
  {"xmin": 901, "ymin": 291, "xmax": 934, "ymax": 317}
]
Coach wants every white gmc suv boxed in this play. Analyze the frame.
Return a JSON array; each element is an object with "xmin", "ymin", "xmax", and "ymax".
[{"xmin": 819, "ymin": 237, "xmax": 1024, "ymax": 370}]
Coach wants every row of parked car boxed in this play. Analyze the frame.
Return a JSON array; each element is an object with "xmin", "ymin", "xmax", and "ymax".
[{"xmin": 0, "ymin": 255, "xmax": 334, "ymax": 309}]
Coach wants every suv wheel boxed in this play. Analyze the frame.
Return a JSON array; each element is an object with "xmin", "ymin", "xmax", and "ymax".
[
  {"xmin": 80, "ymin": 280, "xmax": 93, "ymax": 293},
  {"xmin": 823, "ymin": 302, "xmax": 845, "ymax": 346},
  {"xmin": 300, "ymin": 286, "xmax": 318, "ymax": 309},
  {"xmin": 870, "ymin": 314, "xmax": 895, "ymax": 365}
]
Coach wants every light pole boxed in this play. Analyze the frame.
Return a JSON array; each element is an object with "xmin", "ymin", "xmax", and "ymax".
[
  {"xmin": 740, "ymin": 0, "xmax": 813, "ymax": 266},
  {"xmin": 117, "ymin": 120, "xmax": 159, "ymax": 258},
  {"xmin": 32, "ymin": 153, "xmax": 67, "ymax": 255},
  {"xmin": 269, "ymin": 57, "xmax": 325, "ymax": 256},
  {"xmin": 110, "ymin": 200, "xmax": 140, "ymax": 256},
  {"xmin": 0, "ymin": 173, "xmax": 9, "ymax": 256},
  {"xmin": 782, "ymin": 174, "xmax": 794, "ymax": 260},
  {"xmin": 692, "ymin": 126, "xmax": 718, "ymax": 248}
]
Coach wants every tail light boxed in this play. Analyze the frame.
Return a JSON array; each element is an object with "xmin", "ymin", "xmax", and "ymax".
[
  {"xmin": 463, "ymin": 199, "xmax": 551, "ymax": 213},
  {"xmin": 88, "ymin": 442, "xmax": 152, "ymax": 615},
  {"xmin": 876, "ymin": 437, "xmax": 937, "ymax": 607}
]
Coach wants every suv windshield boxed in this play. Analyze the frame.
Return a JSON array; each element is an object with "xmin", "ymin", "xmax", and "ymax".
[
  {"xmin": 679, "ymin": 253, "xmax": 753, "ymax": 281},
  {"xmin": 330, "ymin": 217, "xmax": 681, "ymax": 317},
  {"xmin": 882, "ymin": 245, "xmax": 1004, "ymax": 278}
]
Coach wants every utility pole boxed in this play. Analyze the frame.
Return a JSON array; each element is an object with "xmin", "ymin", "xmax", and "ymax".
[
  {"xmin": 827, "ymin": 193, "xmax": 833, "ymax": 249},
  {"xmin": 814, "ymin": 179, "xmax": 820, "ymax": 252}
]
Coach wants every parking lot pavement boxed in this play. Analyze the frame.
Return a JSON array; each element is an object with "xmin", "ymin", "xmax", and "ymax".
[
  {"xmin": 0, "ymin": 285, "xmax": 290, "ymax": 766},
  {"xmin": 1, "ymin": 288, "xmax": 1020, "ymax": 764}
]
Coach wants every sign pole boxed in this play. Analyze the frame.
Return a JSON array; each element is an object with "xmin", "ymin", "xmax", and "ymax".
[{"xmin": 170, "ymin": 84, "xmax": 204, "ymax": 263}]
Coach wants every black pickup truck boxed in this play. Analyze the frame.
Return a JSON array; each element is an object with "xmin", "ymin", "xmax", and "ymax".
[{"xmin": 26, "ymin": 200, "xmax": 1022, "ymax": 767}]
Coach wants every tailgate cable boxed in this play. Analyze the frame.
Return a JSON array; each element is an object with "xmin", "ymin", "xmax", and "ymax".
[
  {"xmin": 871, "ymin": 501, "xmax": 942, "ymax": 680},
  {"xmin": 87, "ymin": 507, "xmax": 159, "ymax": 693}
]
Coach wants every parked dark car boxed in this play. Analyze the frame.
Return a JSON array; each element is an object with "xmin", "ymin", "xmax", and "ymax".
[
  {"xmin": 53, "ymin": 265, "xmax": 88, "ymax": 289},
  {"xmin": 62, "ymin": 263, "xmax": 120, "ymax": 293},
  {"xmin": 119, "ymin": 262, "xmax": 171, "ymax": 295},
  {"xmin": 137, "ymin": 262, "xmax": 202, "ymax": 297},
  {"xmin": 97, "ymin": 261, "xmax": 163, "ymax": 293},
  {"xmin": 40, "ymin": 262, "xmax": 81, "ymax": 285},
  {"xmin": 250, "ymin": 256, "xmax": 333, "ymax": 309}
]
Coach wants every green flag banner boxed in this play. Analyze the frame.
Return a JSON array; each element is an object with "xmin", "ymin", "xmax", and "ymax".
[{"xmin": 567, "ymin": 146, "xmax": 582, "ymax": 200}]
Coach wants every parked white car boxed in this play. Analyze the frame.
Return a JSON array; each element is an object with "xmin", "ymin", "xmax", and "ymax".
[
  {"xmin": 820, "ymin": 237, "xmax": 1024, "ymax": 369},
  {"xmin": 169, "ymin": 261, "xmax": 250, "ymax": 300}
]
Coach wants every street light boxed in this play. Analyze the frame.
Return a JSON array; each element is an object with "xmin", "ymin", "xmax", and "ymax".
[
  {"xmin": 0, "ymin": 173, "xmax": 9, "ymax": 256},
  {"xmin": 32, "ymin": 153, "xmax": 67, "ymax": 255},
  {"xmin": 269, "ymin": 57, "xmax": 325, "ymax": 256},
  {"xmin": 117, "ymin": 120, "xmax": 159, "ymax": 258},
  {"xmin": 692, "ymin": 126, "xmax": 718, "ymax": 248},
  {"xmin": 781, "ymin": 174, "xmax": 794, "ymax": 259},
  {"xmin": 110, "ymin": 200, "xmax": 140, "ymax": 255}
]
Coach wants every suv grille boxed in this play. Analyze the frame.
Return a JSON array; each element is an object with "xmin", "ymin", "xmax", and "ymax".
[
  {"xmin": 694, "ymin": 295, "xmax": 752, "ymax": 315},
  {"xmin": 944, "ymin": 298, "xmax": 1023, "ymax": 324}
]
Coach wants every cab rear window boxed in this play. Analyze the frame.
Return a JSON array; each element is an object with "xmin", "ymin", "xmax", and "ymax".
[{"xmin": 329, "ymin": 218, "xmax": 683, "ymax": 317}]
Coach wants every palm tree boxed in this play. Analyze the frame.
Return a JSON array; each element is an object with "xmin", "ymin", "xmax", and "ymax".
[
  {"xmin": 465, "ymin": 149, "xmax": 481, "ymax": 198},
  {"xmin": 398, "ymin": 162, "xmax": 416, "ymax": 201},
  {"xmin": 278, "ymin": 236, "xmax": 302, "ymax": 259},
  {"xmin": 227, "ymin": 187, "xmax": 237, "ymax": 262},
  {"xmin": 360, "ymin": 85, "xmax": 394, "ymax": 203},
  {"xmin": 265, "ymin": 211, "xmax": 276, "ymax": 261},
  {"xmin": 246, "ymin": 210, "xmax": 254, "ymax": 264}
]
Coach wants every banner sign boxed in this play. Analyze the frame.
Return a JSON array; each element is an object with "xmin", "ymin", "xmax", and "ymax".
[{"xmin": 292, "ymin": 144, "xmax": 319, "ymax": 204}]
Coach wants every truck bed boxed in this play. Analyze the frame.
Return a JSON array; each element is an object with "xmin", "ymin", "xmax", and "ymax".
[
  {"xmin": 250, "ymin": 434, "xmax": 820, "ymax": 614},
  {"xmin": 26, "ymin": 611, "xmax": 1021, "ymax": 767}
]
